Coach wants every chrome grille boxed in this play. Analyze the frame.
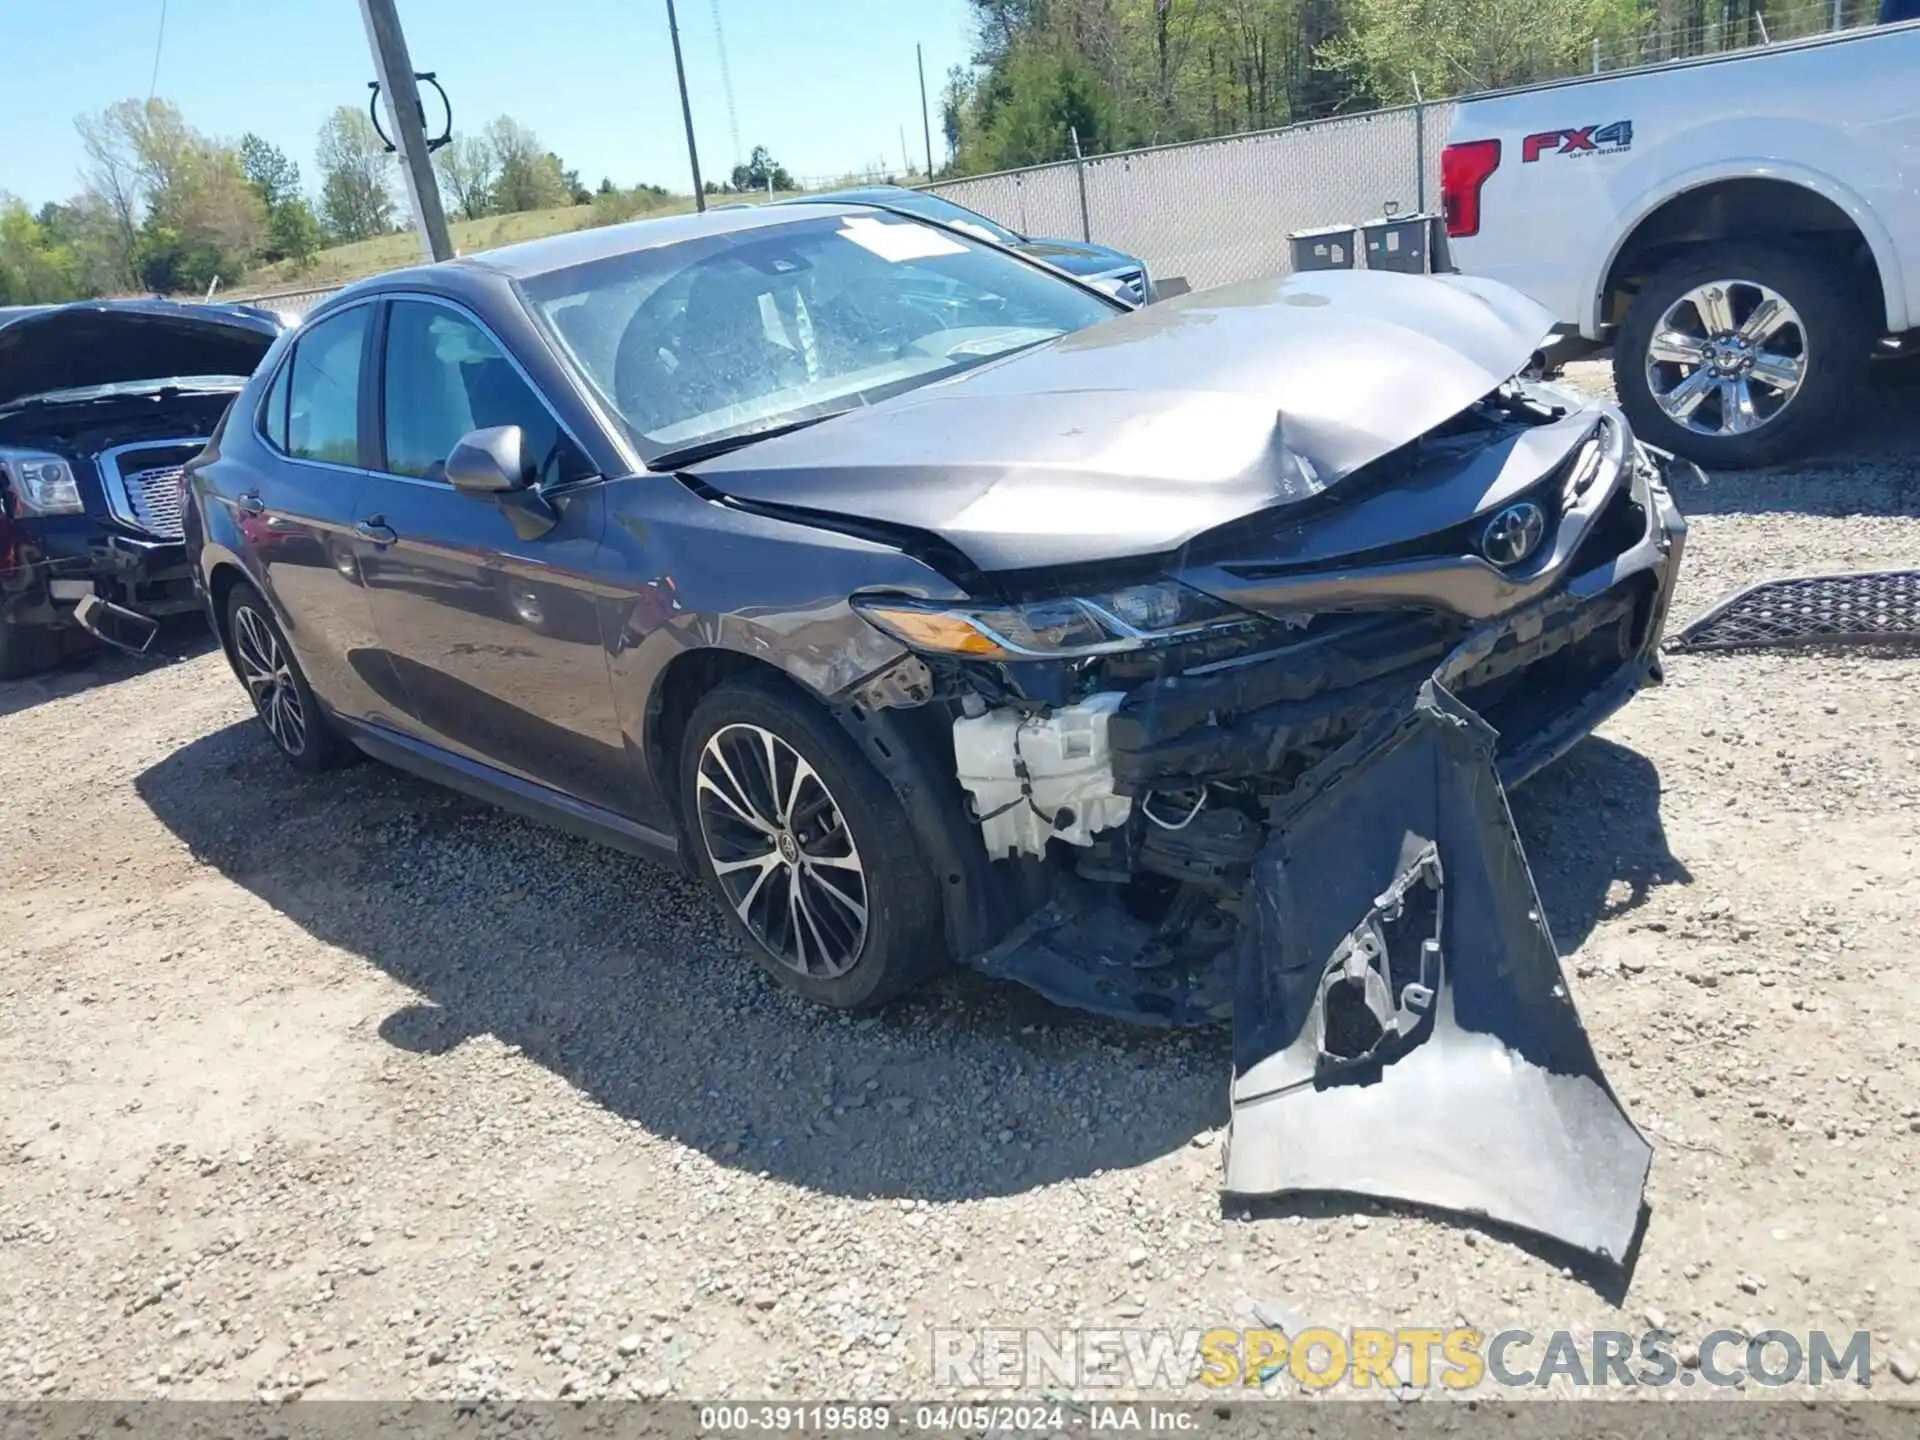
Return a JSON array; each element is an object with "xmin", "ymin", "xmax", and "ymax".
[
  {"xmin": 100, "ymin": 438, "xmax": 204, "ymax": 540},
  {"xmin": 125, "ymin": 464, "xmax": 187, "ymax": 539}
]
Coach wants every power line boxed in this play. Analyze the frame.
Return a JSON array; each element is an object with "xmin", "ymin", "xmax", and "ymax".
[
  {"xmin": 710, "ymin": 0, "xmax": 742, "ymax": 169},
  {"xmin": 146, "ymin": 0, "xmax": 169, "ymax": 102}
]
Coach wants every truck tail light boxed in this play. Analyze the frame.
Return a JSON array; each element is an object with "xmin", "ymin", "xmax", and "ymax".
[{"xmin": 1441, "ymin": 139, "xmax": 1501, "ymax": 239}]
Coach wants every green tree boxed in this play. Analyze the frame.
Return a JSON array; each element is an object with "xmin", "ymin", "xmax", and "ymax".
[
  {"xmin": 315, "ymin": 106, "xmax": 397, "ymax": 242},
  {"xmin": 972, "ymin": 38, "xmax": 1123, "ymax": 169},
  {"xmin": 237, "ymin": 132, "xmax": 324, "ymax": 266},
  {"xmin": 728, "ymin": 145, "xmax": 794, "ymax": 193},
  {"xmin": 433, "ymin": 132, "xmax": 497, "ymax": 220},
  {"xmin": 485, "ymin": 117, "xmax": 570, "ymax": 212},
  {"xmin": 1325, "ymin": 0, "xmax": 1642, "ymax": 99},
  {"xmin": 0, "ymin": 194, "xmax": 85, "ymax": 304},
  {"xmin": 940, "ymin": 66, "xmax": 972, "ymax": 166},
  {"xmin": 69, "ymin": 99, "xmax": 265, "ymax": 293},
  {"xmin": 237, "ymin": 133, "xmax": 301, "ymax": 208},
  {"xmin": 268, "ymin": 197, "xmax": 325, "ymax": 267}
]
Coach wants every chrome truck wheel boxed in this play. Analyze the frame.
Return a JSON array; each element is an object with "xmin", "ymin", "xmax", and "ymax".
[
  {"xmin": 1615, "ymin": 241, "xmax": 1872, "ymax": 470},
  {"xmin": 1646, "ymin": 279, "xmax": 1805, "ymax": 438}
]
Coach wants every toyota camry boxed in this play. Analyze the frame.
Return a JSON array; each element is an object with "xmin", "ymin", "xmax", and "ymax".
[{"xmin": 182, "ymin": 203, "xmax": 1690, "ymax": 1258}]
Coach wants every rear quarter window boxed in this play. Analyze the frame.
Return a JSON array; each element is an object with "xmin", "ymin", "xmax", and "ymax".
[{"xmin": 257, "ymin": 352, "xmax": 292, "ymax": 451}]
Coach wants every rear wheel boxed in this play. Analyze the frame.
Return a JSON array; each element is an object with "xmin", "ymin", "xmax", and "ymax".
[
  {"xmin": 678, "ymin": 674, "xmax": 946, "ymax": 1010},
  {"xmin": 225, "ymin": 583, "xmax": 351, "ymax": 773},
  {"xmin": 1614, "ymin": 241, "xmax": 1873, "ymax": 469}
]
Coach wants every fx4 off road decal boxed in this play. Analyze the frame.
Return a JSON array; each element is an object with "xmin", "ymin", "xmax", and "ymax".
[{"xmin": 1522, "ymin": 120, "xmax": 1633, "ymax": 162}]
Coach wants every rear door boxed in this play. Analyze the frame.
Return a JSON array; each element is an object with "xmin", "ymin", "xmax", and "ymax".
[
  {"xmin": 239, "ymin": 302, "xmax": 401, "ymax": 725},
  {"xmin": 351, "ymin": 295, "xmax": 635, "ymax": 813}
]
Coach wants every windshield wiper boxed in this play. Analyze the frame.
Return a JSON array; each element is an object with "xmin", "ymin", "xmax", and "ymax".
[{"xmin": 647, "ymin": 412, "xmax": 851, "ymax": 471}]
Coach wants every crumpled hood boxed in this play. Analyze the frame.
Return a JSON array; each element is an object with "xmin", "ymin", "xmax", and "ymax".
[
  {"xmin": 690, "ymin": 269, "xmax": 1554, "ymax": 573},
  {"xmin": 0, "ymin": 300, "xmax": 283, "ymax": 410}
]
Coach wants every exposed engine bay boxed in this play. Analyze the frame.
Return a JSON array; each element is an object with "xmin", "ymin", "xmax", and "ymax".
[{"xmin": 838, "ymin": 374, "xmax": 1690, "ymax": 1259}]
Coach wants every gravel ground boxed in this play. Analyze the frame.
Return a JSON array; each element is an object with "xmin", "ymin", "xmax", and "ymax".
[{"xmin": 2, "ymin": 359, "xmax": 1917, "ymax": 1403}]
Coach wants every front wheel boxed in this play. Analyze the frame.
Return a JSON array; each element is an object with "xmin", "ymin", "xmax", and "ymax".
[
  {"xmin": 1614, "ymin": 241, "xmax": 1873, "ymax": 469},
  {"xmin": 678, "ymin": 673, "xmax": 946, "ymax": 1010},
  {"xmin": 0, "ymin": 618, "xmax": 66, "ymax": 681}
]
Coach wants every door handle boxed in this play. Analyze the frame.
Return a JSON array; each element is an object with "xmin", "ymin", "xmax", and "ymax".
[
  {"xmin": 236, "ymin": 491, "xmax": 266, "ymax": 517},
  {"xmin": 354, "ymin": 518, "xmax": 398, "ymax": 546}
]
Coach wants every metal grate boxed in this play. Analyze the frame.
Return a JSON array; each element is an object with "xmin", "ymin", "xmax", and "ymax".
[
  {"xmin": 1668, "ymin": 569, "xmax": 1920, "ymax": 652},
  {"xmin": 124, "ymin": 464, "xmax": 188, "ymax": 540}
]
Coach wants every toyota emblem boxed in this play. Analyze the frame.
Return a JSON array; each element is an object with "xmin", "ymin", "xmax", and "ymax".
[{"xmin": 1480, "ymin": 501, "xmax": 1547, "ymax": 568}]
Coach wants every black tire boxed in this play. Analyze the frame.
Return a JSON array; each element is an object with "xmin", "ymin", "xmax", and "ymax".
[
  {"xmin": 224, "ymin": 582, "xmax": 352, "ymax": 773},
  {"xmin": 0, "ymin": 618, "xmax": 65, "ymax": 681},
  {"xmin": 678, "ymin": 672, "xmax": 946, "ymax": 1010},
  {"xmin": 1614, "ymin": 241, "xmax": 1873, "ymax": 469}
]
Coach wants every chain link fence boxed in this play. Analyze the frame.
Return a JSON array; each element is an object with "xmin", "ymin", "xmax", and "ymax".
[
  {"xmin": 228, "ymin": 283, "xmax": 341, "ymax": 318},
  {"xmin": 928, "ymin": 102, "xmax": 1452, "ymax": 293}
]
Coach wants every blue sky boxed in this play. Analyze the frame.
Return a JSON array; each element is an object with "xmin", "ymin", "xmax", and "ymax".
[{"xmin": 0, "ymin": 0, "xmax": 978, "ymax": 209}]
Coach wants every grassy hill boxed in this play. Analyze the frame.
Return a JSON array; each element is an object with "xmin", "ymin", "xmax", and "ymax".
[{"xmin": 237, "ymin": 190, "xmax": 807, "ymax": 293}]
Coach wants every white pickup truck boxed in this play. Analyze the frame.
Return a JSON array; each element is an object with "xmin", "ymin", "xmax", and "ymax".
[{"xmin": 1441, "ymin": 21, "xmax": 1920, "ymax": 467}]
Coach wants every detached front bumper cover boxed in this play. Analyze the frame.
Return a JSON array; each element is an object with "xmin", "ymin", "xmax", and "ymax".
[{"xmin": 1225, "ymin": 679, "xmax": 1651, "ymax": 1264}]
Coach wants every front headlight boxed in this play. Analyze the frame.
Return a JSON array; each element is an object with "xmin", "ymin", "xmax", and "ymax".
[
  {"xmin": 853, "ymin": 580, "xmax": 1264, "ymax": 659},
  {"xmin": 0, "ymin": 450, "xmax": 84, "ymax": 517}
]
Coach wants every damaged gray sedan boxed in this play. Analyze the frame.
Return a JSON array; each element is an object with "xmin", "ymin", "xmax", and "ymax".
[{"xmin": 183, "ymin": 205, "xmax": 1687, "ymax": 1263}]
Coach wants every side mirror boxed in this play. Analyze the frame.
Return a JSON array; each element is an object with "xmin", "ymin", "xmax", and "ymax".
[{"xmin": 446, "ymin": 425, "xmax": 533, "ymax": 494}]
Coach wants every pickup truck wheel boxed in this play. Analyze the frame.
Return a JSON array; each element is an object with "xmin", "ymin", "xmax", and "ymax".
[
  {"xmin": 225, "ymin": 583, "xmax": 352, "ymax": 773},
  {"xmin": 1615, "ymin": 242, "xmax": 1872, "ymax": 469},
  {"xmin": 679, "ymin": 674, "xmax": 946, "ymax": 1012},
  {"xmin": 0, "ymin": 619, "xmax": 63, "ymax": 681}
]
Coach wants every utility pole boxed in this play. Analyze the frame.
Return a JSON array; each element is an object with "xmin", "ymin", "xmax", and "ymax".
[
  {"xmin": 665, "ymin": 0, "xmax": 706, "ymax": 212},
  {"xmin": 916, "ymin": 43, "xmax": 935, "ymax": 180},
  {"xmin": 358, "ymin": 0, "xmax": 453, "ymax": 262}
]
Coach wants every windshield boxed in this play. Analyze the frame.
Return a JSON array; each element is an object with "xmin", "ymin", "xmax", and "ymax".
[{"xmin": 520, "ymin": 213, "xmax": 1117, "ymax": 462}]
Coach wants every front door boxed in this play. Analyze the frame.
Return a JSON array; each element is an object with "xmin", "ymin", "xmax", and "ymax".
[{"xmin": 352, "ymin": 296, "xmax": 635, "ymax": 815}]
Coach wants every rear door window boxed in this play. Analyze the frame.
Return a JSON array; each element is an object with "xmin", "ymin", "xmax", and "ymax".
[{"xmin": 286, "ymin": 307, "xmax": 370, "ymax": 467}]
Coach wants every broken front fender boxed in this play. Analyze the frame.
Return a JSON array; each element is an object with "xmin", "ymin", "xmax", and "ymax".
[{"xmin": 1225, "ymin": 680, "xmax": 1650, "ymax": 1264}]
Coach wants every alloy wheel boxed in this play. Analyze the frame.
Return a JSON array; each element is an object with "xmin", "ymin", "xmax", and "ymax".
[
  {"xmin": 695, "ymin": 723, "xmax": 868, "ymax": 979},
  {"xmin": 233, "ymin": 604, "xmax": 308, "ymax": 757},
  {"xmin": 1645, "ymin": 279, "xmax": 1805, "ymax": 438}
]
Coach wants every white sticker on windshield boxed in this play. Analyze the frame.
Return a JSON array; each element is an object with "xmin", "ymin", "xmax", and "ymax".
[
  {"xmin": 949, "ymin": 219, "xmax": 1003, "ymax": 244},
  {"xmin": 836, "ymin": 216, "xmax": 967, "ymax": 262}
]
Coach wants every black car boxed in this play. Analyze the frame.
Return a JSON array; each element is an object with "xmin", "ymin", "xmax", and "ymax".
[
  {"xmin": 0, "ymin": 300, "xmax": 285, "ymax": 677},
  {"xmin": 791, "ymin": 186, "xmax": 1156, "ymax": 304},
  {"xmin": 184, "ymin": 204, "xmax": 1688, "ymax": 1257}
]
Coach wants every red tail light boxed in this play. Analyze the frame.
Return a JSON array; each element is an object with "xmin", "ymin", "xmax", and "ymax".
[
  {"xmin": 0, "ymin": 509, "xmax": 21, "ymax": 581},
  {"xmin": 1440, "ymin": 139, "xmax": 1501, "ymax": 239}
]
